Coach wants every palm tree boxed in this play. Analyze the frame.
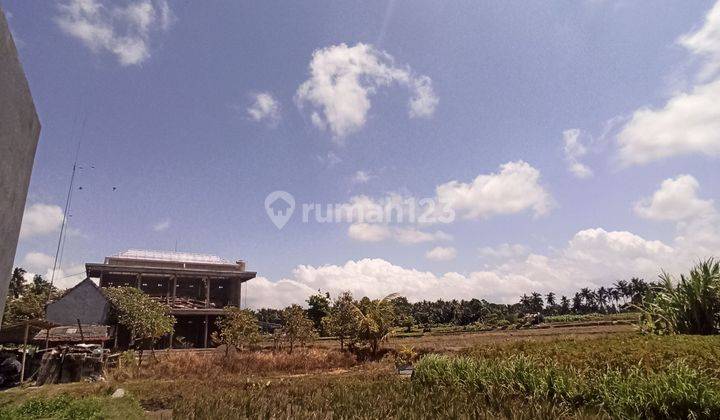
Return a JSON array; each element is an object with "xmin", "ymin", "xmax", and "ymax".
[
  {"xmin": 609, "ymin": 288, "xmax": 621, "ymax": 312},
  {"xmin": 545, "ymin": 292, "xmax": 556, "ymax": 307},
  {"xmin": 351, "ymin": 293, "xmax": 398, "ymax": 356},
  {"xmin": 614, "ymin": 280, "xmax": 630, "ymax": 305},
  {"xmin": 559, "ymin": 296, "xmax": 570, "ymax": 314},
  {"xmin": 597, "ymin": 287, "xmax": 609, "ymax": 313},
  {"xmin": 572, "ymin": 293, "xmax": 583, "ymax": 314}
]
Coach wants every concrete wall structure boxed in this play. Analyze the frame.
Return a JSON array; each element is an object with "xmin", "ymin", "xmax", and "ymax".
[
  {"xmin": 46, "ymin": 279, "xmax": 111, "ymax": 326},
  {"xmin": 0, "ymin": 6, "xmax": 41, "ymax": 322}
]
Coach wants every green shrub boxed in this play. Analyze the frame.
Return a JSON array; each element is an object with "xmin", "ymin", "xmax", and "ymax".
[
  {"xmin": 640, "ymin": 258, "xmax": 720, "ymax": 335},
  {"xmin": 0, "ymin": 394, "xmax": 143, "ymax": 420}
]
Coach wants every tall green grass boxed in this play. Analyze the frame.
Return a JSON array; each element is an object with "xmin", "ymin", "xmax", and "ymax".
[
  {"xmin": 413, "ymin": 354, "xmax": 720, "ymax": 419},
  {"xmin": 640, "ymin": 258, "xmax": 720, "ymax": 335}
]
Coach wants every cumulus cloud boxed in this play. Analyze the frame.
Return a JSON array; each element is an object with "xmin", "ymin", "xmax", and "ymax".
[
  {"xmin": 617, "ymin": 79, "xmax": 720, "ymax": 165},
  {"xmin": 19, "ymin": 204, "xmax": 64, "ymax": 239},
  {"xmin": 617, "ymin": 1, "xmax": 720, "ymax": 165},
  {"xmin": 425, "ymin": 246, "xmax": 457, "ymax": 261},
  {"xmin": 435, "ymin": 161, "xmax": 553, "ymax": 220},
  {"xmin": 55, "ymin": 0, "xmax": 174, "ymax": 66},
  {"xmin": 562, "ymin": 129, "xmax": 593, "ymax": 178},
  {"xmin": 247, "ymin": 92, "xmax": 280, "ymax": 126},
  {"xmin": 242, "ymin": 226, "xmax": 682, "ymax": 308},
  {"xmin": 634, "ymin": 174, "xmax": 720, "ymax": 258},
  {"xmin": 295, "ymin": 43, "xmax": 438, "ymax": 138},
  {"xmin": 20, "ymin": 251, "xmax": 86, "ymax": 289},
  {"xmin": 634, "ymin": 175, "xmax": 715, "ymax": 221}
]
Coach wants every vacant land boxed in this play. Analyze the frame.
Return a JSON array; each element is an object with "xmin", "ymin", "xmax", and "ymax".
[{"xmin": 2, "ymin": 321, "xmax": 718, "ymax": 419}]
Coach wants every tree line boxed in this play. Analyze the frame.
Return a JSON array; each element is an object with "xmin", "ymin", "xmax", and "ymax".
[{"xmin": 3, "ymin": 265, "xmax": 659, "ymax": 358}]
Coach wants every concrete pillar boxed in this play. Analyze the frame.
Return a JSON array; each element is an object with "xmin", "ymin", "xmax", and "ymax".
[
  {"xmin": 203, "ymin": 315, "xmax": 209, "ymax": 348},
  {"xmin": 0, "ymin": 7, "xmax": 42, "ymax": 323},
  {"xmin": 204, "ymin": 277, "xmax": 210, "ymax": 308}
]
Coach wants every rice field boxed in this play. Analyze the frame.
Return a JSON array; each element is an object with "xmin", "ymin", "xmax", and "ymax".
[{"xmin": 2, "ymin": 324, "xmax": 719, "ymax": 419}]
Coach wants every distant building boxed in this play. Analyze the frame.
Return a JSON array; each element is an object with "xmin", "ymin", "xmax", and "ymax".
[{"xmin": 86, "ymin": 250, "xmax": 257, "ymax": 348}]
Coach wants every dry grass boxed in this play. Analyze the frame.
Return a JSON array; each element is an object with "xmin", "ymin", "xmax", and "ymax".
[{"xmin": 111, "ymin": 347, "xmax": 358, "ymax": 382}]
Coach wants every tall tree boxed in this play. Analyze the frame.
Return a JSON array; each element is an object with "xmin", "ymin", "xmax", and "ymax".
[
  {"xmin": 213, "ymin": 307, "xmax": 261, "ymax": 354},
  {"xmin": 105, "ymin": 287, "xmax": 175, "ymax": 364},
  {"xmin": 352, "ymin": 294, "xmax": 397, "ymax": 357},
  {"xmin": 8, "ymin": 267, "xmax": 26, "ymax": 299},
  {"xmin": 559, "ymin": 295, "xmax": 570, "ymax": 314},
  {"xmin": 321, "ymin": 291, "xmax": 360, "ymax": 350},
  {"xmin": 306, "ymin": 292, "xmax": 331, "ymax": 334},
  {"xmin": 280, "ymin": 304, "xmax": 317, "ymax": 353}
]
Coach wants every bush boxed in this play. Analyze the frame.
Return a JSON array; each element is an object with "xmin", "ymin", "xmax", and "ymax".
[
  {"xmin": 0, "ymin": 394, "xmax": 144, "ymax": 420},
  {"xmin": 640, "ymin": 258, "xmax": 720, "ymax": 335}
]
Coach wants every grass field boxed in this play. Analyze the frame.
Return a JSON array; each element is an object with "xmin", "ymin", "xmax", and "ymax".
[{"xmin": 2, "ymin": 321, "xmax": 718, "ymax": 419}]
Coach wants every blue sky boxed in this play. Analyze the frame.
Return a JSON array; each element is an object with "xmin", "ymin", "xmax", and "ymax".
[{"xmin": 7, "ymin": 0, "xmax": 720, "ymax": 307}]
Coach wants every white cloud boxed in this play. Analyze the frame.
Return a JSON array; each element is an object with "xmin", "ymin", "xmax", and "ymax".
[
  {"xmin": 19, "ymin": 251, "xmax": 86, "ymax": 289},
  {"xmin": 634, "ymin": 175, "xmax": 715, "ymax": 221},
  {"xmin": 243, "ymin": 227, "xmax": 674, "ymax": 308},
  {"xmin": 22, "ymin": 252, "xmax": 56, "ymax": 273},
  {"xmin": 435, "ymin": 160, "xmax": 553, "ymax": 220},
  {"xmin": 394, "ymin": 227, "xmax": 451, "ymax": 244},
  {"xmin": 244, "ymin": 177, "xmax": 720, "ymax": 309},
  {"xmin": 409, "ymin": 75, "xmax": 439, "ymax": 118},
  {"xmin": 55, "ymin": 0, "xmax": 173, "ymax": 66},
  {"xmin": 347, "ymin": 223, "xmax": 390, "ymax": 242},
  {"xmin": 247, "ymin": 92, "xmax": 280, "ymax": 126},
  {"xmin": 295, "ymin": 43, "xmax": 437, "ymax": 138},
  {"xmin": 19, "ymin": 204, "xmax": 64, "ymax": 239},
  {"xmin": 425, "ymin": 246, "xmax": 457, "ymax": 261},
  {"xmin": 352, "ymin": 170, "xmax": 373, "ymax": 184},
  {"xmin": 678, "ymin": 1, "xmax": 720, "ymax": 81},
  {"xmin": 634, "ymin": 174, "xmax": 720, "ymax": 258},
  {"xmin": 242, "ymin": 214, "xmax": 720, "ymax": 308},
  {"xmin": 562, "ymin": 129, "xmax": 593, "ymax": 178},
  {"xmin": 479, "ymin": 243, "xmax": 529, "ymax": 260},
  {"xmin": 617, "ymin": 79, "xmax": 720, "ymax": 165},
  {"xmin": 347, "ymin": 223, "xmax": 450, "ymax": 244},
  {"xmin": 617, "ymin": 2, "xmax": 720, "ymax": 165},
  {"xmin": 152, "ymin": 218, "xmax": 171, "ymax": 232}
]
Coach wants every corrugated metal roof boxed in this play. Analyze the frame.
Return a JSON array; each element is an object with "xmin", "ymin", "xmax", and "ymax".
[
  {"xmin": 112, "ymin": 249, "xmax": 231, "ymax": 265},
  {"xmin": 34, "ymin": 325, "xmax": 110, "ymax": 343}
]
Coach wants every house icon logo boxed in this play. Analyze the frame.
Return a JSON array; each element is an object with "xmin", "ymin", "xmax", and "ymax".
[{"xmin": 264, "ymin": 191, "xmax": 295, "ymax": 230}]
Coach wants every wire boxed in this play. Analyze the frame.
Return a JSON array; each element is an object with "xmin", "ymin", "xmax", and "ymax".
[{"xmin": 50, "ymin": 115, "xmax": 86, "ymax": 289}]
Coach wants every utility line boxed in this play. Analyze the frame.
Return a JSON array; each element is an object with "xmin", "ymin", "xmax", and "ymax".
[{"xmin": 49, "ymin": 115, "xmax": 86, "ymax": 289}]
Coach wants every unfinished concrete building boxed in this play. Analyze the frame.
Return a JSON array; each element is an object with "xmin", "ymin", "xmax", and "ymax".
[{"xmin": 86, "ymin": 250, "xmax": 256, "ymax": 348}]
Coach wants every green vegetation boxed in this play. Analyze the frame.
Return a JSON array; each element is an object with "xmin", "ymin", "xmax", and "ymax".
[
  {"xmin": 104, "ymin": 287, "xmax": 175, "ymax": 363},
  {"xmin": 640, "ymin": 258, "xmax": 720, "ymax": 335},
  {"xmin": 2, "ymin": 270, "xmax": 59, "ymax": 326},
  {"xmin": 321, "ymin": 291, "xmax": 360, "ymax": 350},
  {"xmin": 0, "ymin": 393, "xmax": 144, "ymax": 420},
  {"xmin": 413, "ymin": 354, "xmax": 720, "ymax": 419},
  {"xmin": 212, "ymin": 307, "xmax": 261, "ymax": 353},
  {"xmin": 543, "ymin": 312, "xmax": 637, "ymax": 324},
  {"xmin": 278, "ymin": 304, "xmax": 317, "ymax": 353}
]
